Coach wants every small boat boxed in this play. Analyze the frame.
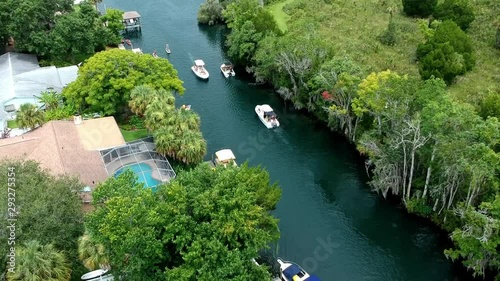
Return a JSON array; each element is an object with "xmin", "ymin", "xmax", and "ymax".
[
  {"xmin": 165, "ymin": 44, "xmax": 171, "ymax": 54},
  {"xmin": 125, "ymin": 39, "xmax": 131, "ymax": 46},
  {"xmin": 132, "ymin": 48, "xmax": 143, "ymax": 54},
  {"xmin": 210, "ymin": 149, "xmax": 237, "ymax": 168},
  {"xmin": 220, "ymin": 62, "xmax": 235, "ymax": 78},
  {"xmin": 181, "ymin": 104, "xmax": 191, "ymax": 110},
  {"xmin": 117, "ymin": 44, "xmax": 126, "ymax": 50},
  {"xmin": 152, "ymin": 51, "xmax": 158, "ymax": 58},
  {"xmin": 191, "ymin": 59, "xmax": 209, "ymax": 79},
  {"xmin": 277, "ymin": 258, "xmax": 321, "ymax": 281},
  {"xmin": 81, "ymin": 269, "xmax": 114, "ymax": 281},
  {"xmin": 255, "ymin": 104, "xmax": 279, "ymax": 129}
]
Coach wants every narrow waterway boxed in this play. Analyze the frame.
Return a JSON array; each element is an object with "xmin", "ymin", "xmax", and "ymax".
[{"xmin": 103, "ymin": 0, "xmax": 470, "ymax": 280}]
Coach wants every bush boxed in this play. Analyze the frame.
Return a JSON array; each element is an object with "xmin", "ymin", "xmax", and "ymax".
[
  {"xmin": 433, "ymin": 0, "xmax": 475, "ymax": 30},
  {"xmin": 417, "ymin": 20, "xmax": 475, "ymax": 84},
  {"xmin": 478, "ymin": 91, "xmax": 500, "ymax": 119},
  {"xmin": 402, "ymin": 0, "xmax": 437, "ymax": 17},
  {"xmin": 379, "ymin": 17, "xmax": 397, "ymax": 46},
  {"xmin": 197, "ymin": 0, "xmax": 223, "ymax": 25}
]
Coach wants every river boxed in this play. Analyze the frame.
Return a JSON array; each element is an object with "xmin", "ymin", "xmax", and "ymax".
[{"xmin": 102, "ymin": 0, "xmax": 471, "ymax": 280}]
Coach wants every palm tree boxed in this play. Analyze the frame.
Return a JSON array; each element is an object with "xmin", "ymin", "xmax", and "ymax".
[
  {"xmin": 37, "ymin": 90, "xmax": 61, "ymax": 111},
  {"xmin": 78, "ymin": 232, "xmax": 110, "ymax": 271},
  {"xmin": 154, "ymin": 126, "xmax": 179, "ymax": 158},
  {"xmin": 174, "ymin": 109, "xmax": 201, "ymax": 132},
  {"xmin": 176, "ymin": 130, "xmax": 207, "ymax": 164},
  {"xmin": 16, "ymin": 103, "xmax": 45, "ymax": 130},
  {"xmin": 6, "ymin": 240, "xmax": 71, "ymax": 281},
  {"xmin": 129, "ymin": 85, "xmax": 156, "ymax": 116},
  {"xmin": 144, "ymin": 99, "xmax": 175, "ymax": 132}
]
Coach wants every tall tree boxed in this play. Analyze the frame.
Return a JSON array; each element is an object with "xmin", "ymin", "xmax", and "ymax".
[
  {"xmin": 16, "ymin": 103, "xmax": 45, "ymax": 130},
  {"xmin": 129, "ymin": 85, "xmax": 159, "ymax": 116},
  {"xmin": 0, "ymin": 159, "xmax": 85, "ymax": 280},
  {"xmin": 86, "ymin": 165, "xmax": 281, "ymax": 280},
  {"xmin": 7, "ymin": 0, "xmax": 73, "ymax": 55},
  {"xmin": 6, "ymin": 240, "xmax": 71, "ymax": 281},
  {"xmin": 63, "ymin": 49, "xmax": 184, "ymax": 115}
]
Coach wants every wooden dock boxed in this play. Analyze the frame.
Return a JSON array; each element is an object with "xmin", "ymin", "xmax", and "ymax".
[{"xmin": 122, "ymin": 11, "xmax": 141, "ymax": 33}]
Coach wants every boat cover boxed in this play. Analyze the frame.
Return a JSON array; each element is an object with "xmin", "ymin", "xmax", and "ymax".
[
  {"xmin": 283, "ymin": 264, "xmax": 303, "ymax": 279},
  {"xmin": 215, "ymin": 149, "xmax": 236, "ymax": 162},
  {"xmin": 194, "ymin": 60, "xmax": 205, "ymax": 66}
]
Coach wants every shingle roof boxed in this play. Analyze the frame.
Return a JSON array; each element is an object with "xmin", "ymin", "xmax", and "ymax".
[{"xmin": 0, "ymin": 118, "xmax": 124, "ymax": 187}]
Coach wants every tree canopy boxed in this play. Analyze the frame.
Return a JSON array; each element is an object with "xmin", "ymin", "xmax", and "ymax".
[
  {"xmin": 402, "ymin": 0, "xmax": 437, "ymax": 17},
  {"xmin": 433, "ymin": 0, "xmax": 475, "ymax": 30},
  {"xmin": 417, "ymin": 20, "xmax": 475, "ymax": 84},
  {"xmin": 85, "ymin": 164, "xmax": 282, "ymax": 280},
  {"xmin": 0, "ymin": 159, "xmax": 85, "ymax": 280},
  {"xmin": 63, "ymin": 49, "xmax": 185, "ymax": 116}
]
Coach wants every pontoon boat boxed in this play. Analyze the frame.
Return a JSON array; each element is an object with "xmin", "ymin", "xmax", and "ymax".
[{"xmin": 255, "ymin": 104, "xmax": 279, "ymax": 129}]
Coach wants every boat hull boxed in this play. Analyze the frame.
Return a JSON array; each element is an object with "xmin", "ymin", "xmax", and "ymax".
[
  {"xmin": 191, "ymin": 66, "xmax": 209, "ymax": 79},
  {"xmin": 255, "ymin": 105, "xmax": 279, "ymax": 129}
]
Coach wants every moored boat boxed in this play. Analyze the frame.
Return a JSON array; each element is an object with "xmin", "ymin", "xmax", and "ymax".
[
  {"xmin": 277, "ymin": 258, "xmax": 321, "ymax": 281},
  {"xmin": 211, "ymin": 149, "xmax": 237, "ymax": 168},
  {"xmin": 81, "ymin": 269, "xmax": 114, "ymax": 281},
  {"xmin": 220, "ymin": 62, "xmax": 235, "ymax": 78},
  {"xmin": 255, "ymin": 104, "xmax": 279, "ymax": 129},
  {"xmin": 152, "ymin": 50, "xmax": 158, "ymax": 58},
  {"xmin": 165, "ymin": 43, "xmax": 171, "ymax": 54},
  {"xmin": 132, "ymin": 48, "xmax": 143, "ymax": 54},
  {"xmin": 191, "ymin": 59, "xmax": 209, "ymax": 79}
]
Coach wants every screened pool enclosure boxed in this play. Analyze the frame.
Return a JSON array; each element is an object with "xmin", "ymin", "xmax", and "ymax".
[{"xmin": 100, "ymin": 137, "xmax": 176, "ymax": 188}]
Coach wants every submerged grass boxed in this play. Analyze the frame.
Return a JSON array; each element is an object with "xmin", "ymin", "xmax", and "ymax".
[{"xmin": 267, "ymin": 0, "xmax": 500, "ymax": 103}]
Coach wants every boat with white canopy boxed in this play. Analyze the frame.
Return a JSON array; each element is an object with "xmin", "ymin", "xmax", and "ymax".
[{"xmin": 191, "ymin": 59, "xmax": 209, "ymax": 79}]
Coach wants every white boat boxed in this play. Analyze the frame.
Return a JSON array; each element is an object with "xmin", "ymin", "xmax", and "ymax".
[
  {"xmin": 255, "ymin": 104, "xmax": 279, "ymax": 129},
  {"xmin": 81, "ymin": 269, "xmax": 114, "ymax": 281},
  {"xmin": 117, "ymin": 44, "xmax": 125, "ymax": 50},
  {"xmin": 152, "ymin": 51, "xmax": 158, "ymax": 58},
  {"xmin": 181, "ymin": 104, "xmax": 191, "ymax": 110},
  {"xmin": 277, "ymin": 258, "xmax": 321, "ymax": 281},
  {"xmin": 165, "ymin": 44, "xmax": 171, "ymax": 54},
  {"xmin": 191, "ymin": 59, "xmax": 209, "ymax": 79},
  {"xmin": 211, "ymin": 149, "xmax": 237, "ymax": 168},
  {"xmin": 132, "ymin": 48, "xmax": 143, "ymax": 54},
  {"xmin": 220, "ymin": 63, "xmax": 235, "ymax": 78}
]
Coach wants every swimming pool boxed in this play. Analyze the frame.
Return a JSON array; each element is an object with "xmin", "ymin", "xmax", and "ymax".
[{"xmin": 114, "ymin": 163, "xmax": 160, "ymax": 188}]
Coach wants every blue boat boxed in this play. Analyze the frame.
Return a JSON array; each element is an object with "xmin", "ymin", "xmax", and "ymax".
[{"xmin": 277, "ymin": 258, "xmax": 321, "ymax": 281}]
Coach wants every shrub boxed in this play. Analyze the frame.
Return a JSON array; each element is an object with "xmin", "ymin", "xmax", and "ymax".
[
  {"xmin": 402, "ymin": 0, "xmax": 437, "ymax": 17},
  {"xmin": 433, "ymin": 0, "xmax": 475, "ymax": 30},
  {"xmin": 478, "ymin": 91, "xmax": 500, "ymax": 119},
  {"xmin": 197, "ymin": 0, "xmax": 223, "ymax": 25},
  {"xmin": 417, "ymin": 20, "xmax": 475, "ymax": 84},
  {"xmin": 379, "ymin": 17, "xmax": 397, "ymax": 46}
]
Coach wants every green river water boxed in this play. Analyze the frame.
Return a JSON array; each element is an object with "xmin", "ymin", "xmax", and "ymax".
[{"xmin": 102, "ymin": 0, "xmax": 474, "ymax": 280}]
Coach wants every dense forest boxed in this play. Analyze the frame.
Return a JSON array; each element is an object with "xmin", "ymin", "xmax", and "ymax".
[{"xmin": 198, "ymin": 0, "xmax": 499, "ymax": 279}]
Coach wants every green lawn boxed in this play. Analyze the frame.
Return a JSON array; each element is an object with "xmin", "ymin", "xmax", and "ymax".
[
  {"xmin": 7, "ymin": 120, "xmax": 18, "ymax": 129},
  {"xmin": 120, "ymin": 128, "xmax": 149, "ymax": 142},
  {"xmin": 266, "ymin": 0, "xmax": 499, "ymax": 102},
  {"xmin": 267, "ymin": 0, "xmax": 295, "ymax": 32}
]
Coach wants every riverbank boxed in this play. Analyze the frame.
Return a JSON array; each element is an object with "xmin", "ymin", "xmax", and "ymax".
[{"xmin": 214, "ymin": 0, "xmax": 499, "ymax": 279}]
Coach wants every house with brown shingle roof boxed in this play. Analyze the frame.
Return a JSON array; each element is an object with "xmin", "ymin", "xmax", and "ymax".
[{"xmin": 0, "ymin": 116, "xmax": 126, "ymax": 205}]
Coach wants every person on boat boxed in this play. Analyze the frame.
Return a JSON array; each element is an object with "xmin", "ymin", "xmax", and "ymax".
[
  {"xmin": 153, "ymin": 50, "xmax": 157, "ymax": 56},
  {"xmin": 125, "ymin": 39, "xmax": 131, "ymax": 45}
]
